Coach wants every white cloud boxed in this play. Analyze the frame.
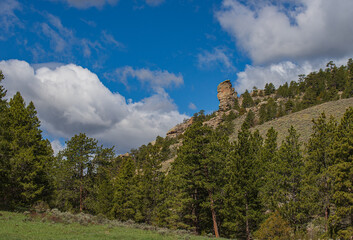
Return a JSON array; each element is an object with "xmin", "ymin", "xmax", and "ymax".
[
  {"xmin": 112, "ymin": 66, "xmax": 184, "ymax": 90},
  {"xmin": 51, "ymin": 140, "xmax": 65, "ymax": 155},
  {"xmin": 39, "ymin": 14, "xmax": 104, "ymax": 57},
  {"xmin": 33, "ymin": 13, "xmax": 122, "ymax": 61},
  {"xmin": 188, "ymin": 102, "xmax": 197, "ymax": 110},
  {"xmin": 0, "ymin": 60, "xmax": 188, "ymax": 153},
  {"xmin": 0, "ymin": 0, "xmax": 22, "ymax": 40},
  {"xmin": 234, "ymin": 57, "xmax": 349, "ymax": 93},
  {"xmin": 198, "ymin": 47, "xmax": 236, "ymax": 72},
  {"xmin": 101, "ymin": 31, "xmax": 124, "ymax": 49},
  {"xmin": 216, "ymin": 0, "xmax": 353, "ymax": 64},
  {"xmin": 57, "ymin": 0, "xmax": 119, "ymax": 9}
]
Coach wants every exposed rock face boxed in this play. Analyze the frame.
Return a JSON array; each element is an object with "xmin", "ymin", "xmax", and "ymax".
[
  {"xmin": 166, "ymin": 80, "xmax": 238, "ymax": 138},
  {"xmin": 166, "ymin": 118, "xmax": 193, "ymax": 138},
  {"xmin": 217, "ymin": 80, "xmax": 237, "ymax": 111}
]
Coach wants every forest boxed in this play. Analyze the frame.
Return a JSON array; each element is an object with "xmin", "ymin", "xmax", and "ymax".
[{"xmin": 0, "ymin": 59, "xmax": 353, "ymax": 239}]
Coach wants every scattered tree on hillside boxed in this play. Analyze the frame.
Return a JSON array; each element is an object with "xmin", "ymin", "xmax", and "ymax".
[
  {"xmin": 264, "ymin": 83, "xmax": 276, "ymax": 96},
  {"xmin": 241, "ymin": 90, "xmax": 255, "ymax": 108}
]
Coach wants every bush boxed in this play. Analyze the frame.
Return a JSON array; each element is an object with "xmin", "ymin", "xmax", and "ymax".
[{"xmin": 254, "ymin": 211, "xmax": 292, "ymax": 240}]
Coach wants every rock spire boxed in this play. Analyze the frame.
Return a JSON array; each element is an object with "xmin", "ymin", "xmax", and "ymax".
[{"xmin": 217, "ymin": 80, "xmax": 237, "ymax": 111}]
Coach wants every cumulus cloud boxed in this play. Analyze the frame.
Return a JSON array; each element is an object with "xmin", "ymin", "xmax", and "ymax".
[
  {"xmin": 0, "ymin": 60, "xmax": 188, "ymax": 153},
  {"xmin": 112, "ymin": 66, "xmax": 184, "ymax": 90},
  {"xmin": 51, "ymin": 140, "xmax": 65, "ymax": 155},
  {"xmin": 198, "ymin": 47, "xmax": 236, "ymax": 72},
  {"xmin": 234, "ymin": 57, "xmax": 349, "ymax": 93},
  {"xmin": 0, "ymin": 0, "xmax": 22, "ymax": 40},
  {"xmin": 216, "ymin": 0, "xmax": 353, "ymax": 64}
]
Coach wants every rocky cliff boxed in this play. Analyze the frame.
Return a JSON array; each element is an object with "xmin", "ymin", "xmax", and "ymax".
[
  {"xmin": 217, "ymin": 80, "xmax": 238, "ymax": 111},
  {"xmin": 166, "ymin": 80, "xmax": 238, "ymax": 138}
]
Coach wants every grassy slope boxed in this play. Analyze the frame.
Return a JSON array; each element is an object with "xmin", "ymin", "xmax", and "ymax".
[
  {"xmin": 230, "ymin": 97, "xmax": 353, "ymax": 145},
  {"xmin": 0, "ymin": 211, "xmax": 221, "ymax": 240},
  {"xmin": 161, "ymin": 98, "xmax": 353, "ymax": 171}
]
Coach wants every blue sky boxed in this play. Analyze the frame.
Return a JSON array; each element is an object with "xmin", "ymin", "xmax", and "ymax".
[{"xmin": 1, "ymin": 0, "xmax": 353, "ymax": 153}]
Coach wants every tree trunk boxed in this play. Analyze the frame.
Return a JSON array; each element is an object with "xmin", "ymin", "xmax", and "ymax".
[
  {"xmin": 245, "ymin": 200, "xmax": 250, "ymax": 240},
  {"xmin": 325, "ymin": 205, "xmax": 330, "ymax": 232},
  {"xmin": 208, "ymin": 190, "xmax": 219, "ymax": 238},
  {"xmin": 80, "ymin": 164, "xmax": 83, "ymax": 212},
  {"xmin": 192, "ymin": 188, "xmax": 200, "ymax": 234}
]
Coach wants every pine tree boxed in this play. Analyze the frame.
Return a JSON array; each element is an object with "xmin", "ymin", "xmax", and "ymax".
[
  {"xmin": 6, "ymin": 92, "xmax": 54, "ymax": 207},
  {"xmin": 303, "ymin": 113, "xmax": 337, "ymax": 232},
  {"xmin": 328, "ymin": 108, "xmax": 353, "ymax": 237},
  {"xmin": 0, "ymin": 70, "xmax": 9, "ymax": 207},
  {"xmin": 167, "ymin": 122, "xmax": 228, "ymax": 237},
  {"xmin": 111, "ymin": 156, "xmax": 138, "ymax": 221},
  {"xmin": 264, "ymin": 83, "xmax": 276, "ymax": 96},
  {"xmin": 243, "ymin": 110, "xmax": 255, "ymax": 128},
  {"xmin": 241, "ymin": 90, "xmax": 255, "ymax": 108},
  {"xmin": 342, "ymin": 58, "xmax": 353, "ymax": 98},
  {"xmin": 137, "ymin": 142, "xmax": 165, "ymax": 224},
  {"xmin": 222, "ymin": 125, "xmax": 263, "ymax": 239},
  {"xmin": 88, "ymin": 146, "xmax": 116, "ymax": 216},
  {"xmin": 259, "ymin": 127, "xmax": 279, "ymax": 211},
  {"xmin": 276, "ymin": 126, "xmax": 305, "ymax": 231},
  {"xmin": 54, "ymin": 133, "xmax": 97, "ymax": 212}
]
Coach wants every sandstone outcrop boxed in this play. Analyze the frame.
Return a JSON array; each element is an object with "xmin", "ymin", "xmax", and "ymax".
[
  {"xmin": 166, "ymin": 118, "xmax": 193, "ymax": 138},
  {"xmin": 166, "ymin": 80, "xmax": 239, "ymax": 138},
  {"xmin": 217, "ymin": 80, "xmax": 237, "ymax": 111}
]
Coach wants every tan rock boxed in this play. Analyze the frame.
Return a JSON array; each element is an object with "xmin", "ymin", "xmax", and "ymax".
[
  {"xmin": 217, "ymin": 80, "xmax": 237, "ymax": 111},
  {"xmin": 166, "ymin": 117, "xmax": 194, "ymax": 138}
]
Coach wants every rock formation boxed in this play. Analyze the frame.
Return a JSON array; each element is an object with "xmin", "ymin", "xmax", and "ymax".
[
  {"xmin": 166, "ymin": 80, "xmax": 239, "ymax": 138},
  {"xmin": 166, "ymin": 118, "xmax": 193, "ymax": 138},
  {"xmin": 217, "ymin": 80, "xmax": 237, "ymax": 111}
]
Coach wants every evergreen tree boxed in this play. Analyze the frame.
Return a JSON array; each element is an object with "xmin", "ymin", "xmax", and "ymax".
[
  {"xmin": 54, "ymin": 133, "xmax": 97, "ymax": 212},
  {"xmin": 137, "ymin": 142, "xmax": 165, "ymax": 225},
  {"xmin": 88, "ymin": 146, "xmax": 116, "ymax": 216},
  {"xmin": 5, "ymin": 92, "xmax": 53, "ymax": 207},
  {"xmin": 111, "ymin": 156, "xmax": 138, "ymax": 221},
  {"xmin": 0, "ymin": 70, "xmax": 9, "ymax": 207},
  {"xmin": 241, "ymin": 90, "xmax": 255, "ymax": 108},
  {"xmin": 276, "ymin": 126, "xmax": 305, "ymax": 231},
  {"xmin": 259, "ymin": 127, "xmax": 279, "ymax": 211},
  {"xmin": 264, "ymin": 83, "xmax": 276, "ymax": 96},
  {"xmin": 167, "ymin": 122, "xmax": 228, "ymax": 237},
  {"xmin": 243, "ymin": 110, "xmax": 255, "ymax": 128},
  {"xmin": 328, "ymin": 108, "xmax": 353, "ymax": 237},
  {"xmin": 276, "ymin": 82, "xmax": 289, "ymax": 98},
  {"xmin": 222, "ymin": 125, "xmax": 263, "ymax": 239},
  {"xmin": 303, "ymin": 113, "xmax": 337, "ymax": 232},
  {"xmin": 233, "ymin": 98, "xmax": 240, "ymax": 110},
  {"xmin": 342, "ymin": 58, "xmax": 353, "ymax": 98}
]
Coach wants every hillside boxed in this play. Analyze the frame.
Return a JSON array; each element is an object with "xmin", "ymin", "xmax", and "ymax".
[
  {"xmin": 161, "ymin": 97, "xmax": 353, "ymax": 171},
  {"xmin": 230, "ymin": 97, "xmax": 353, "ymax": 145}
]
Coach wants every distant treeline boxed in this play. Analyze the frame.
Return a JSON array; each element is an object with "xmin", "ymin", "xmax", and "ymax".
[
  {"xmin": 236, "ymin": 59, "xmax": 353, "ymax": 126},
  {"xmin": 0, "ymin": 59, "xmax": 353, "ymax": 239}
]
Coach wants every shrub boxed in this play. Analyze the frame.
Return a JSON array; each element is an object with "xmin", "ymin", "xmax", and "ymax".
[{"xmin": 254, "ymin": 211, "xmax": 292, "ymax": 240}]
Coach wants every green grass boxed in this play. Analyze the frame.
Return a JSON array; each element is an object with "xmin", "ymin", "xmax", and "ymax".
[{"xmin": 0, "ymin": 211, "xmax": 220, "ymax": 240}]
